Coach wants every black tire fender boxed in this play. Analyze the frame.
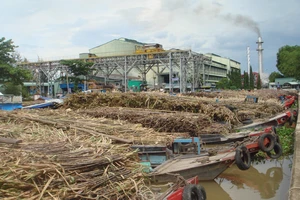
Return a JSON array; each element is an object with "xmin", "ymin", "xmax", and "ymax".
[
  {"xmin": 258, "ymin": 134, "xmax": 275, "ymax": 152},
  {"xmin": 195, "ymin": 184, "xmax": 207, "ymax": 200},
  {"xmin": 266, "ymin": 143, "xmax": 283, "ymax": 159},
  {"xmin": 235, "ymin": 145, "xmax": 251, "ymax": 170},
  {"xmin": 182, "ymin": 184, "xmax": 205, "ymax": 200},
  {"xmin": 271, "ymin": 126, "xmax": 277, "ymax": 134},
  {"xmin": 289, "ymin": 116, "xmax": 293, "ymax": 126}
]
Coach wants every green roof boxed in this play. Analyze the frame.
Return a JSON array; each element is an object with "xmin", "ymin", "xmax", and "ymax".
[
  {"xmin": 90, "ymin": 37, "xmax": 145, "ymax": 50},
  {"xmin": 275, "ymin": 77, "xmax": 299, "ymax": 85}
]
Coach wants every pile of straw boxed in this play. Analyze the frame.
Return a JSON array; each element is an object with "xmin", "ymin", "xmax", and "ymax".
[{"xmin": 0, "ymin": 110, "xmax": 155, "ymax": 200}]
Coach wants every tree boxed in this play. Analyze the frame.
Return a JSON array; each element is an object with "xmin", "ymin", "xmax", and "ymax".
[
  {"xmin": 60, "ymin": 60, "xmax": 93, "ymax": 77},
  {"xmin": 243, "ymin": 72, "xmax": 249, "ymax": 90},
  {"xmin": 216, "ymin": 78, "xmax": 231, "ymax": 89},
  {"xmin": 3, "ymin": 82, "xmax": 22, "ymax": 95},
  {"xmin": 60, "ymin": 60, "xmax": 94, "ymax": 92},
  {"xmin": 257, "ymin": 73, "xmax": 262, "ymax": 89},
  {"xmin": 0, "ymin": 37, "xmax": 17, "ymax": 64},
  {"xmin": 227, "ymin": 69, "xmax": 241, "ymax": 89},
  {"xmin": 276, "ymin": 45, "xmax": 300, "ymax": 80},
  {"xmin": 249, "ymin": 66, "xmax": 254, "ymax": 89},
  {"xmin": 0, "ymin": 37, "xmax": 32, "ymax": 86},
  {"xmin": 236, "ymin": 70, "xmax": 242, "ymax": 89},
  {"xmin": 228, "ymin": 70, "xmax": 236, "ymax": 89},
  {"xmin": 269, "ymin": 71, "xmax": 284, "ymax": 82}
]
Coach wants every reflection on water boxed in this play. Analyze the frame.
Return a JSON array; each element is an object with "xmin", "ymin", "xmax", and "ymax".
[
  {"xmin": 197, "ymin": 181, "xmax": 232, "ymax": 200},
  {"xmin": 201, "ymin": 156, "xmax": 292, "ymax": 200},
  {"xmin": 219, "ymin": 166, "xmax": 283, "ymax": 199}
]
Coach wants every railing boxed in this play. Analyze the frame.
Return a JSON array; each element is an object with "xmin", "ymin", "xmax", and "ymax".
[{"xmin": 0, "ymin": 95, "xmax": 22, "ymax": 104}]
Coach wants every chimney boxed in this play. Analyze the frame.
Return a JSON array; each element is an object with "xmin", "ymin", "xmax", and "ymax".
[{"xmin": 256, "ymin": 37, "xmax": 263, "ymax": 75}]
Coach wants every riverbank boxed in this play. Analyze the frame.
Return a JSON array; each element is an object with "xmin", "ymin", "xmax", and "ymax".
[{"xmin": 289, "ymin": 92, "xmax": 300, "ymax": 199}]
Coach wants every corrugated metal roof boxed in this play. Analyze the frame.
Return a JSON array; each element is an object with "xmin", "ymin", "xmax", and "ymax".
[
  {"xmin": 275, "ymin": 77, "xmax": 297, "ymax": 85},
  {"xmin": 89, "ymin": 38, "xmax": 145, "ymax": 50},
  {"xmin": 288, "ymin": 82, "xmax": 300, "ymax": 85}
]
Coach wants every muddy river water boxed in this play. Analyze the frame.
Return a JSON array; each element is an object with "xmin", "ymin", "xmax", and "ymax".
[{"xmin": 200, "ymin": 155, "xmax": 293, "ymax": 200}]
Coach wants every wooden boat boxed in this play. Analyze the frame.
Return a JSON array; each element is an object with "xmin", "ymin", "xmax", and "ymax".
[
  {"xmin": 234, "ymin": 110, "xmax": 294, "ymax": 131},
  {"xmin": 200, "ymin": 110, "xmax": 294, "ymax": 145},
  {"xmin": 200, "ymin": 109, "xmax": 297, "ymax": 145},
  {"xmin": 150, "ymin": 150, "xmax": 236, "ymax": 183},
  {"xmin": 200, "ymin": 126, "xmax": 274, "ymax": 145},
  {"xmin": 147, "ymin": 128, "xmax": 281, "ymax": 183},
  {"xmin": 131, "ymin": 137, "xmax": 208, "ymax": 169}
]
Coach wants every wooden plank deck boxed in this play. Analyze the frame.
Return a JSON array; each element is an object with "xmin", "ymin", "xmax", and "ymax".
[{"xmin": 152, "ymin": 151, "xmax": 236, "ymax": 174}]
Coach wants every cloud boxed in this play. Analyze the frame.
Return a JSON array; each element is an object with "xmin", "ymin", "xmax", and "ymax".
[{"xmin": 1, "ymin": 0, "xmax": 300, "ymax": 74}]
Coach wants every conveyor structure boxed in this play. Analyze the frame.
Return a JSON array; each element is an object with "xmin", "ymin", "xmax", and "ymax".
[{"xmin": 18, "ymin": 50, "xmax": 212, "ymax": 94}]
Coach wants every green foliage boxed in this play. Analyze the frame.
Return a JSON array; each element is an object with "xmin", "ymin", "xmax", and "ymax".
[
  {"xmin": 216, "ymin": 78, "xmax": 230, "ymax": 89},
  {"xmin": 3, "ymin": 82, "xmax": 22, "ymax": 95},
  {"xmin": 218, "ymin": 69, "xmax": 241, "ymax": 90},
  {"xmin": 0, "ymin": 37, "xmax": 32, "ymax": 85},
  {"xmin": 22, "ymin": 86, "xmax": 31, "ymax": 99},
  {"xmin": 256, "ymin": 73, "xmax": 262, "ymax": 89},
  {"xmin": 243, "ymin": 72, "xmax": 249, "ymax": 89},
  {"xmin": 60, "ymin": 60, "xmax": 93, "ymax": 77},
  {"xmin": 236, "ymin": 70, "xmax": 242, "ymax": 89},
  {"xmin": 0, "ymin": 37, "xmax": 17, "ymax": 64},
  {"xmin": 276, "ymin": 45, "xmax": 300, "ymax": 80},
  {"xmin": 253, "ymin": 126, "xmax": 294, "ymax": 161},
  {"xmin": 0, "ymin": 64, "xmax": 32, "ymax": 85},
  {"xmin": 269, "ymin": 71, "xmax": 284, "ymax": 82},
  {"xmin": 249, "ymin": 66, "xmax": 254, "ymax": 89},
  {"xmin": 228, "ymin": 69, "xmax": 241, "ymax": 89},
  {"xmin": 276, "ymin": 126, "xmax": 295, "ymax": 155}
]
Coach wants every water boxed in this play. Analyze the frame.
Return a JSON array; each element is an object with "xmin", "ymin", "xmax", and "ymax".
[{"xmin": 200, "ymin": 156, "xmax": 293, "ymax": 200}]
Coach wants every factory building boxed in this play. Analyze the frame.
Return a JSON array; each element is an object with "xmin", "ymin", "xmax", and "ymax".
[
  {"xmin": 205, "ymin": 53, "xmax": 241, "ymax": 73},
  {"xmin": 81, "ymin": 38, "xmax": 241, "ymax": 90},
  {"xmin": 80, "ymin": 38, "xmax": 145, "ymax": 58},
  {"xmin": 19, "ymin": 38, "xmax": 242, "ymax": 97}
]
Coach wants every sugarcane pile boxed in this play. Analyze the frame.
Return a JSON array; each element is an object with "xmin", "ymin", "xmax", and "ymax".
[
  {"xmin": 1, "ymin": 89, "xmax": 295, "ymax": 199},
  {"xmin": 0, "ymin": 110, "xmax": 158, "ymax": 200},
  {"xmin": 79, "ymin": 107, "xmax": 231, "ymax": 136},
  {"xmin": 183, "ymin": 89, "xmax": 295, "ymax": 101},
  {"xmin": 63, "ymin": 92, "xmax": 238, "ymax": 123},
  {"xmin": 2, "ymin": 109, "xmax": 190, "ymax": 145},
  {"xmin": 62, "ymin": 92, "xmax": 286, "ymax": 135}
]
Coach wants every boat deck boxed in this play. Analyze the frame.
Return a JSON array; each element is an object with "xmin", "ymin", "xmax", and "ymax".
[{"xmin": 152, "ymin": 151, "xmax": 235, "ymax": 175}]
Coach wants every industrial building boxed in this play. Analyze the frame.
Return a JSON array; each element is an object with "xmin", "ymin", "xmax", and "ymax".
[
  {"xmin": 205, "ymin": 53, "xmax": 241, "ymax": 84},
  {"xmin": 19, "ymin": 37, "xmax": 241, "ymax": 96},
  {"xmin": 81, "ymin": 38, "xmax": 241, "ymax": 90},
  {"xmin": 269, "ymin": 77, "xmax": 300, "ymax": 90}
]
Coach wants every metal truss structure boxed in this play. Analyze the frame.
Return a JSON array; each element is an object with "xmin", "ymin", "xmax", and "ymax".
[{"xmin": 18, "ymin": 50, "xmax": 212, "ymax": 95}]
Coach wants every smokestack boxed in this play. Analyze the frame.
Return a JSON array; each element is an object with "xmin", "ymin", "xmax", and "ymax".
[
  {"xmin": 256, "ymin": 37, "xmax": 263, "ymax": 75},
  {"xmin": 247, "ymin": 46, "xmax": 250, "ymax": 75}
]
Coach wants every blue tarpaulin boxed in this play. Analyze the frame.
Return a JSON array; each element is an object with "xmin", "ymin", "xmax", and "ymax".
[{"xmin": 0, "ymin": 103, "xmax": 22, "ymax": 111}]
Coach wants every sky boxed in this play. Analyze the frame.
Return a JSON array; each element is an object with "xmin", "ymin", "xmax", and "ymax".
[{"xmin": 2, "ymin": 0, "xmax": 300, "ymax": 75}]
